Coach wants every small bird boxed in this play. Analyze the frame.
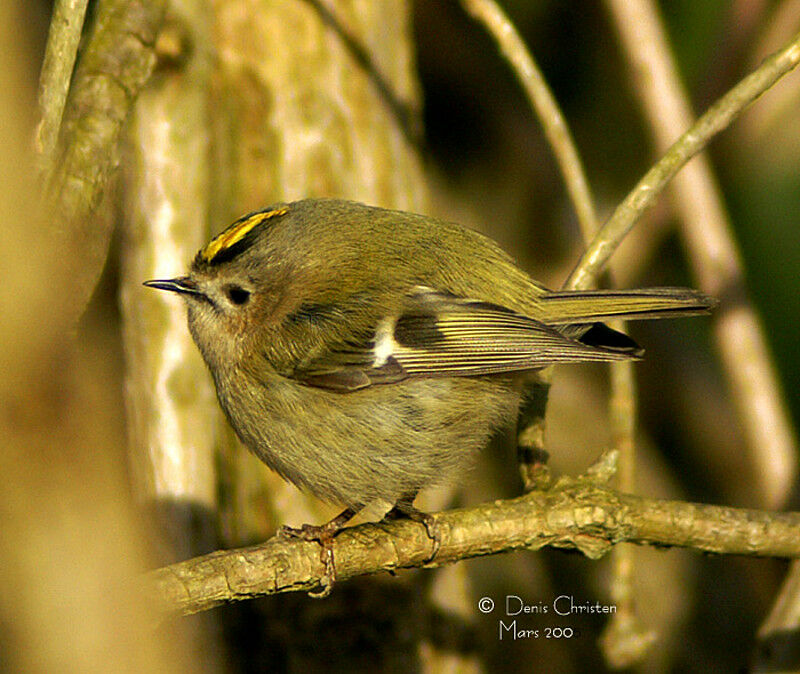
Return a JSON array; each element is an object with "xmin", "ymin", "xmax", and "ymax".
[{"xmin": 145, "ymin": 198, "xmax": 714, "ymax": 591}]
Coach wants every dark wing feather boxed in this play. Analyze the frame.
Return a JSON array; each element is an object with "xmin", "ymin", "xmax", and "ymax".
[{"xmin": 294, "ymin": 289, "xmax": 639, "ymax": 392}]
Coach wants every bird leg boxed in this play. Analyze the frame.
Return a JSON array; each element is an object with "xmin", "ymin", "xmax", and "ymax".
[
  {"xmin": 384, "ymin": 494, "xmax": 441, "ymax": 561},
  {"xmin": 516, "ymin": 380, "xmax": 552, "ymax": 490},
  {"xmin": 280, "ymin": 507, "xmax": 356, "ymax": 598}
]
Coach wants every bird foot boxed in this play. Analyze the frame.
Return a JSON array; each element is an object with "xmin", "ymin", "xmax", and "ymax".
[
  {"xmin": 280, "ymin": 507, "xmax": 355, "ymax": 598},
  {"xmin": 384, "ymin": 500, "xmax": 441, "ymax": 561}
]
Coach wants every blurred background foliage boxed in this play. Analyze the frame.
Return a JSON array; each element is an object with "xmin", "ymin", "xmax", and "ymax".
[
  {"xmin": 411, "ymin": 3, "xmax": 799, "ymax": 671},
  {"xmin": 4, "ymin": 0, "xmax": 799, "ymax": 672}
]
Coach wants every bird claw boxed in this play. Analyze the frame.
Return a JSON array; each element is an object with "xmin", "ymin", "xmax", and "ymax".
[
  {"xmin": 422, "ymin": 514, "xmax": 442, "ymax": 561},
  {"xmin": 279, "ymin": 523, "xmax": 326, "ymax": 541},
  {"xmin": 279, "ymin": 508, "xmax": 355, "ymax": 598},
  {"xmin": 385, "ymin": 500, "xmax": 441, "ymax": 562}
]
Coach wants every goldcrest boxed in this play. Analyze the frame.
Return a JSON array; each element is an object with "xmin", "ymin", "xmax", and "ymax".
[{"xmin": 146, "ymin": 198, "xmax": 714, "ymax": 588}]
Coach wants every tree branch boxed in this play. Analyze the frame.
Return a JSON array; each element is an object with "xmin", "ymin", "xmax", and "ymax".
[
  {"xmin": 145, "ymin": 467, "xmax": 800, "ymax": 620},
  {"xmin": 45, "ymin": 0, "xmax": 166, "ymax": 326},
  {"xmin": 35, "ymin": 0, "xmax": 89, "ymax": 175}
]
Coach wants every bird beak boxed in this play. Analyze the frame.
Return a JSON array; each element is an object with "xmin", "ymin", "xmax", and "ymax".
[{"xmin": 143, "ymin": 277, "xmax": 202, "ymax": 297}]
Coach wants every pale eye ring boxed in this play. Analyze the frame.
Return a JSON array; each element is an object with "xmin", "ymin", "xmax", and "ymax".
[{"xmin": 226, "ymin": 285, "xmax": 251, "ymax": 305}]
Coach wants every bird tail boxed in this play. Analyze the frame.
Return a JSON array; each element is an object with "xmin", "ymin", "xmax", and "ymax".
[{"xmin": 538, "ymin": 287, "xmax": 716, "ymax": 325}]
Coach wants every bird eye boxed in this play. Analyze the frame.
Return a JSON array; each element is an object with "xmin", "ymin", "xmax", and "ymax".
[{"xmin": 226, "ymin": 285, "xmax": 251, "ymax": 305}]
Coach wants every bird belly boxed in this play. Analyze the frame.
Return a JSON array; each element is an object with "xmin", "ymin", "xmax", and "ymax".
[{"xmin": 216, "ymin": 369, "xmax": 520, "ymax": 508}]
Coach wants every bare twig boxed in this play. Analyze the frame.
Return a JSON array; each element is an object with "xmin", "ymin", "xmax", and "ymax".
[
  {"xmin": 145, "ymin": 475, "xmax": 800, "ymax": 620},
  {"xmin": 566, "ymin": 27, "xmax": 800, "ymax": 292},
  {"xmin": 756, "ymin": 559, "xmax": 800, "ymax": 669},
  {"xmin": 604, "ymin": 0, "xmax": 798, "ymax": 509},
  {"xmin": 459, "ymin": 0, "xmax": 596, "ymax": 238},
  {"xmin": 602, "ymin": 351, "xmax": 655, "ymax": 667},
  {"xmin": 35, "ymin": 0, "xmax": 89, "ymax": 176}
]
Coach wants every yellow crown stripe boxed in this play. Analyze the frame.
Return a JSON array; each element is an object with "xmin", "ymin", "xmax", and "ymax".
[{"xmin": 201, "ymin": 207, "xmax": 288, "ymax": 262}]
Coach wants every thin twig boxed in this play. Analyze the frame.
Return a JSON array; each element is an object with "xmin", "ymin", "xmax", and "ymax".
[
  {"xmin": 566, "ymin": 27, "xmax": 800, "ymax": 292},
  {"xmin": 602, "ymin": 342, "xmax": 654, "ymax": 666},
  {"xmin": 302, "ymin": 0, "xmax": 423, "ymax": 147},
  {"xmin": 459, "ymin": 0, "xmax": 596, "ymax": 238},
  {"xmin": 756, "ymin": 559, "xmax": 800, "ymax": 668},
  {"xmin": 35, "ymin": 0, "xmax": 89, "ymax": 177}
]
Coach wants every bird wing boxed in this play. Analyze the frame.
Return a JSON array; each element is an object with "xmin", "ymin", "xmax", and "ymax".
[{"xmin": 292, "ymin": 288, "xmax": 639, "ymax": 392}]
